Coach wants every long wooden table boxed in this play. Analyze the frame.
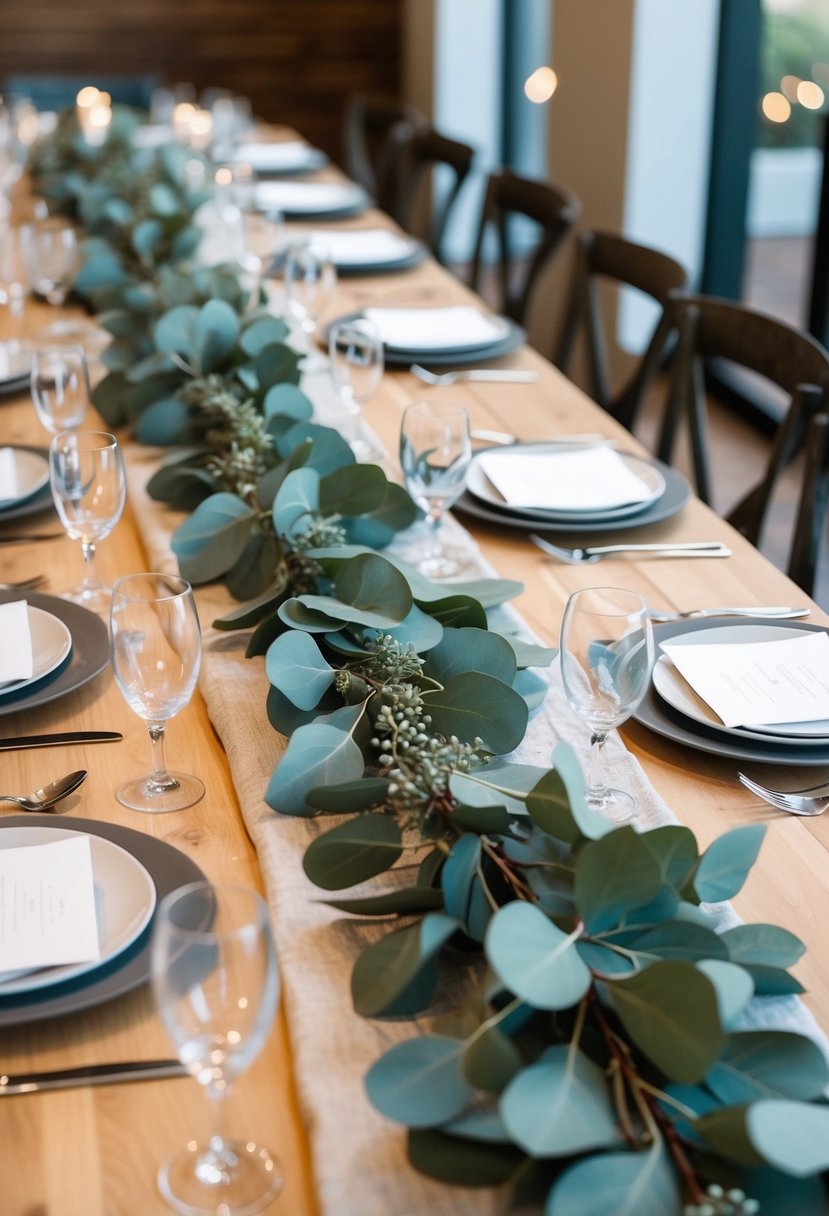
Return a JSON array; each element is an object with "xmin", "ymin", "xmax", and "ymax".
[{"xmin": 2, "ymin": 152, "xmax": 829, "ymax": 1216}]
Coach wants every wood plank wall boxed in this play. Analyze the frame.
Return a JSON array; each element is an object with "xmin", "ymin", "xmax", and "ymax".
[{"xmin": 0, "ymin": 0, "xmax": 403, "ymax": 161}]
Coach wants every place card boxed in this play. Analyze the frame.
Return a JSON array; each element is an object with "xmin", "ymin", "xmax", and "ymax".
[
  {"xmin": 364, "ymin": 305, "xmax": 504, "ymax": 350},
  {"xmin": 0, "ymin": 835, "xmax": 100, "ymax": 976},
  {"xmin": 660, "ymin": 631, "xmax": 829, "ymax": 727},
  {"xmin": 0, "ymin": 447, "xmax": 19, "ymax": 502},
  {"xmin": 0, "ymin": 600, "xmax": 33, "ymax": 684},
  {"xmin": 478, "ymin": 447, "xmax": 653, "ymax": 511}
]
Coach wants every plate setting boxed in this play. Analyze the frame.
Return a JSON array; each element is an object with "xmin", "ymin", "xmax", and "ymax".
[
  {"xmin": 0, "ymin": 605, "xmax": 72, "ymax": 697},
  {"xmin": 0, "ymin": 445, "xmax": 55, "ymax": 522},
  {"xmin": 324, "ymin": 308, "xmax": 527, "ymax": 368}
]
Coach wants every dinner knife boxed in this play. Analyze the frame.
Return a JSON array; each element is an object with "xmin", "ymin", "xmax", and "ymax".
[
  {"xmin": 0, "ymin": 731, "xmax": 123, "ymax": 751},
  {"xmin": 0, "ymin": 532, "xmax": 64, "ymax": 545},
  {"xmin": 0, "ymin": 1058, "xmax": 188, "ymax": 1095}
]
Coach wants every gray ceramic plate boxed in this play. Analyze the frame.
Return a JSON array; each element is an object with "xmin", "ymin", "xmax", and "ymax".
[
  {"xmin": 0, "ymin": 815, "xmax": 206, "ymax": 1025},
  {"xmin": 0, "ymin": 445, "xmax": 56, "ymax": 521},
  {"xmin": 325, "ymin": 311, "xmax": 527, "ymax": 368}
]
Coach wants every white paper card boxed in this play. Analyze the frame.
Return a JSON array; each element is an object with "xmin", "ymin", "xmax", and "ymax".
[
  {"xmin": 309, "ymin": 228, "xmax": 414, "ymax": 265},
  {"xmin": 0, "ymin": 836, "xmax": 100, "ymax": 974},
  {"xmin": 0, "ymin": 447, "xmax": 18, "ymax": 501},
  {"xmin": 660, "ymin": 631, "xmax": 829, "ymax": 727},
  {"xmin": 364, "ymin": 306, "xmax": 505, "ymax": 351},
  {"xmin": 478, "ymin": 447, "xmax": 653, "ymax": 511},
  {"xmin": 0, "ymin": 600, "xmax": 33, "ymax": 683}
]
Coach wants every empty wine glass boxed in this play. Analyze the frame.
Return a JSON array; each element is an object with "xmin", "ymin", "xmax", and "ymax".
[
  {"xmin": 31, "ymin": 344, "xmax": 90, "ymax": 434},
  {"xmin": 399, "ymin": 398, "xmax": 472, "ymax": 578},
  {"xmin": 559, "ymin": 586, "xmax": 654, "ymax": 824},
  {"xmin": 49, "ymin": 429, "xmax": 126, "ymax": 614},
  {"xmin": 329, "ymin": 315, "xmax": 384, "ymax": 459},
  {"xmin": 151, "ymin": 881, "xmax": 281, "ymax": 1214},
  {"xmin": 0, "ymin": 222, "xmax": 32, "ymax": 352},
  {"xmin": 284, "ymin": 240, "xmax": 336, "ymax": 368},
  {"xmin": 28, "ymin": 217, "xmax": 79, "ymax": 307},
  {"xmin": 110, "ymin": 573, "xmax": 204, "ymax": 813}
]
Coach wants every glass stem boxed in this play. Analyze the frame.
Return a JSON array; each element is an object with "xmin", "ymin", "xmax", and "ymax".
[
  {"xmin": 80, "ymin": 539, "xmax": 97, "ymax": 585},
  {"xmin": 195, "ymin": 1094, "xmax": 239, "ymax": 1187},
  {"xmin": 424, "ymin": 507, "xmax": 444, "ymax": 559},
  {"xmin": 586, "ymin": 730, "xmax": 610, "ymax": 803},
  {"xmin": 147, "ymin": 722, "xmax": 177, "ymax": 791}
]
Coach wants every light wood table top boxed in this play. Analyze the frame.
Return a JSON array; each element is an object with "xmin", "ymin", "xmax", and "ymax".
[{"xmin": 1, "ymin": 158, "xmax": 828, "ymax": 1216}]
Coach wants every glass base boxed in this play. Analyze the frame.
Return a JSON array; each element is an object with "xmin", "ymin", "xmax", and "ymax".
[
  {"xmin": 116, "ymin": 772, "xmax": 205, "ymax": 813},
  {"xmin": 413, "ymin": 543, "xmax": 472, "ymax": 580},
  {"xmin": 587, "ymin": 787, "xmax": 637, "ymax": 825},
  {"xmin": 158, "ymin": 1139, "xmax": 283, "ymax": 1216},
  {"xmin": 59, "ymin": 579, "xmax": 113, "ymax": 616}
]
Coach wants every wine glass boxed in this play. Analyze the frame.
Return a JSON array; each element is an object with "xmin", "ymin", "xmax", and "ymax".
[
  {"xmin": 559, "ymin": 586, "xmax": 654, "ymax": 824},
  {"xmin": 109, "ymin": 573, "xmax": 204, "ymax": 813},
  {"xmin": 399, "ymin": 398, "xmax": 472, "ymax": 578},
  {"xmin": 283, "ymin": 240, "xmax": 337, "ymax": 368},
  {"xmin": 151, "ymin": 881, "xmax": 281, "ymax": 1214},
  {"xmin": 328, "ymin": 315, "xmax": 384, "ymax": 459},
  {"xmin": 28, "ymin": 217, "xmax": 79, "ymax": 307},
  {"xmin": 0, "ymin": 222, "xmax": 32, "ymax": 353},
  {"xmin": 31, "ymin": 344, "xmax": 90, "ymax": 434},
  {"xmin": 49, "ymin": 429, "xmax": 126, "ymax": 614}
]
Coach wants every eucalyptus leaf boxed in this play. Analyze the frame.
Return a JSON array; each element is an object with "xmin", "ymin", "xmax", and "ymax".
[
  {"xmin": 692, "ymin": 824, "xmax": 767, "ymax": 903},
  {"xmin": 574, "ymin": 826, "xmax": 663, "ymax": 933},
  {"xmin": 324, "ymin": 887, "xmax": 444, "ymax": 916},
  {"xmin": 639, "ymin": 824, "xmax": 699, "ymax": 889},
  {"xmin": 696, "ymin": 958, "xmax": 754, "ymax": 1028},
  {"xmin": 272, "ymin": 467, "xmax": 320, "ymax": 540},
  {"xmin": 277, "ymin": 598, "xmax": 347, "ymax": 632},
  {"xmin": 263, "ymin": 382, "xmax": 314, "ymax": 421},
  {"xmin": 280, "ymin": 420, "xmax": 354, "ymax": 476},
  {"xmin": 226, "ymin": 533, "xmax": 280, "ymax": 601},
  {"xmin": 171, "ymin": 493, "xmax": 256, "ymax": 583},
  {"xmin": 486, "ymin": 901, "xmax": 589, "ymax": 1010},
  {"xmin": 383, "ymin": 604, "xmax": 444, "ymax": 653},
  {"xmin": 240, "ymin": 314, "xmax": 290, "ymax": 355},
  {"xmin": 212, "ymin": 581, "xmax": 286, "ymax": 631},
  {"xmin": 303, "ymin": 813, "xmax": 403, "ymax": 890},
  {"xmin": 366, "ymin": 1034, "xmax": 475, "ymax": 1128},
  {"xmin": 265, "ymin": 630, "xmax": 335, "ymax": 710},
  {"xmin": 135, "ymin": 399, "xmax": 194, "ymax": 446},
  {"xmin": 155, "ymin": 303, "xmax": 199, "ymax": 357},
  {"xmin": 441, "ymin": 834, "xmax": 482, "ymax": 924},
  {"xmin": 705, "ymin": 1030, "xmax": 829, "ymax": 1105},
  {"xmin": 423, "ymin": 627, "xmax": 517, "ymax": 686},
  {"xmin": 720, "ymin": 923, "xmax": 805, "ymax": 969},
  {"xmin": 417, "ymin": 594, "xmax": 488, "ymax": 630},
  {"xmin": 195, "ymin": 298, "xmax": 240, "ymax": 374},
  {"xmin": 343, "ymin": 480, "xmax": 419, "ymax": 548},
  {"xmin": 426, "ymin": 672, "xmax": 528, "ymax": 753},
  {"xmin": 545, "ymin": 1147, "xmax": 679, "ymax": 1216},
  {"xmin": 352, "ymin": 912, "xmax": 461, "ymax": 1017},
  {"xmin": 305, "ymin": 777, "xmax": 389, "ymax": 814},
  {"xmin": 407, "ymin": 1128, "xmax": 525, "ymax": 1187},
  {"xmin": 265, "ymin": 722, "xmax": 365, "ymax": 816},
  {"xmin": 500, "ymin": 1045, "xmax": 618, "ymax": 1158},
  {"xmin": 463, "ymin": 1023, "xmax": 522, "ymax": 1093},
  {"xmin": 319, "ymin": 462, "xmax": 387, "ymax": 517}
]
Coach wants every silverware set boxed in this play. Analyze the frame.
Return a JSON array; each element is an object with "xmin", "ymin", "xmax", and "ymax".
[
  {"xmin": 410, "ymin": 364, "xmax": 539, "ymax": 387},
  {"xmin": 737, "ymin": 772, "xmax": 829, "ymax": 816},
  {"xmin": 530, "ymin": 534, "xmax": 732, "ymax": 564}
]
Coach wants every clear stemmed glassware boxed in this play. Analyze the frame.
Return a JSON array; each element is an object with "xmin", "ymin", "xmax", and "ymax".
[
  {"xmin": 49, "ymin": 429, "xmax": 126, "ymax": 614},
  {"xmin": 28, "ymin": 217, "xmax": 79, "ymax": 307},
  {"xmin": 559, "ymin": 586, "xmax": 654, "ymax": 824},
  {"xmin": 0, "ymin": 222, "xmax": 32, "ymax": 355},
  {"xmin": 31, "ymin": 344, "xmax": 90, "ymax": 434},
  {"xmin": 109, "ymin": 573, "xmax": 205, "ymax": 813},
  {"xmin": 283, "ymin": 240, "xmax": 337, "ymax": 369},
  {"xmin": 399, "ymin": 398, "xmax": 472, "ymax": 579},
  {"xmin": 328, "ymin": 315, "xmax": 384, "ymax": 459},
  {"xmin": 151, "ymin": 881, "xmax": 282, "ymax": 1214}
]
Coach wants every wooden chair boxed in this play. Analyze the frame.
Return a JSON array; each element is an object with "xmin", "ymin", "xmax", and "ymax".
[
  {"xmin": 380, "ymin": 122, "xmax": 477, "ymax": 264},
  {"xmin": 341, "ymin": 94, "xmax": 425, "ymax": 198},
  {"xmin": 659, "ymin": 293, "xmax": 829, "ymax": 595},
  {"xmin": 468, "ymin": 170, "xmax": 581, "ymax": 327},
  {"xmin": 554, "ymin": 228, "xmax": 689, "ymax": 430}
]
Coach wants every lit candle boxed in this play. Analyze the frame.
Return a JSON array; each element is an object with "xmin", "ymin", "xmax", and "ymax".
[
  {"xmin": 172, "ymin": 102, "xmax": 196, "ymax": 144},
  {"xmin": 189, "ymin": 108, "xmax": 213, "ymax": 151},
  {"xmin": 86, "ymin": 103, "xmax": 112, "ymax": 147},
  {"xmin": 75, "ymin": 86, "xmax": 100, "ymax": 138}
]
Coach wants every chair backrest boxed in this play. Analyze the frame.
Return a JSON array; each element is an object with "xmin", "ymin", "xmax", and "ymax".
[
  {"xmin": 381, "ymin": 122, "xmax": 476, "ymax": 263},
  {"xmin": 555, "ymin": 228, "xmax": 689, "ymax": 428},
  {"xmin": 341, "ymin": 94, "xmax": 425, "ymax": 197},
  {"xmin": 658, "ymin": 293, "xmax": 829, "ymax": 595},
  {"xmin": 469, "ymin": 170, "xmax": 581, "ymax": 326}
]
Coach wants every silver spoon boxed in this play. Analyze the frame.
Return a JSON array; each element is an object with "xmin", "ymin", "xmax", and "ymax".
[{"xmin": 0, "ymin": 770, "xmax": 88, "ymax": 812}]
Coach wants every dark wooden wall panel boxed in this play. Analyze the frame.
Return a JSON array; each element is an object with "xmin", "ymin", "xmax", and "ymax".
[{"xmin": 0, "ymin": 0, "xmax": 403, "ymax": 160}]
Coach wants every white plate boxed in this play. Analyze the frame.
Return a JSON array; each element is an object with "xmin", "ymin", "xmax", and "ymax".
[
  {"xmin": 231, "ymin": 140, "xmax": 327, "ymax": 174},
  {"xmin": 0, "ymin": 448, "xmax": 49, "ymax": 509},
  {"xmin": 466, "ymin": 445, "xmax": 666, "ymax": 521},
  {"xmin": 0, "ymin": 826, "xmax": 156, "ymax": 995},
  {"xmin": 253, "ymin": 180, "xmax": 369, "ymax": 217},
  {"xmin": 653, "ymin": 623, "xmax": 829, "ymax": 742},
  {"xmin": 0, "ymin": 342, "xmax": 31, "ymax": 385},
  {"xmin": 0, "ymin": 605, "xmax": 72, "ymax": 696}
]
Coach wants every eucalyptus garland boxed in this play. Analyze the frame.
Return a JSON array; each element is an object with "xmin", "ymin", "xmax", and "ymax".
[{"xmin": 28, "ymin": 110, "xmax": 829, "ymax": 1216}]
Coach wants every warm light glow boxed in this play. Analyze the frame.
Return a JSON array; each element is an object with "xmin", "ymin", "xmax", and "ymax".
[
  {"xmin": 797, "ymin": 80, "xmax": 825, "ymax": 109},
  {"xmin": 88, "ymin": 106, "xmax": 112, "ymax": 130},
  {"xmin": 98, "ymin": 91, "xmax": 111, "ymax": 107},
  {"xmin": 215, "ymin": 166, "xmax": 234, "ymax": 188},
  {"xmin": 76, "ymin": 86, "xmax": 100, "ymax": 109},
  {"xmin": 524, "ymin": 66, "xmax": 558, "ymax": 104},
  {"xmin": 761, "ymin": 92, "xmax": 791, "ymax": 123},
  {"xmin": 780, "ymin": 74, "xmax": 801, "ymax": 101}
]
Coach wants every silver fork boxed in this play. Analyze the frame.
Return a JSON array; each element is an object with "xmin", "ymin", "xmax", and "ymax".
[
  {"xmin": 530, "ymin": 534, "xmax": 732, "ymax": 564},
  {"xmin": 649, "ymin": 605, "xmax": 809, "ymax": 622},
  {"xmin": 0, "ymin": 575, "xmax": 47, "ymax": 592},
  {"xmin": 410, "ymin": 364, "xmax": 539, "ymax": 387},
  {"xmin": 737, "ymin": 772, "xmax": 829, "ymax": 816}
]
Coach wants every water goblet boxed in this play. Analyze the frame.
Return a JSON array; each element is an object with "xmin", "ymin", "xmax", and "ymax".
[
  {"xmin": 399, "ymin": 398, "xmax": 472, "ymax": 579},
  {"xmin": 31, "ymin": 344, "xmax": 90, "ymax": 434},
  {"xmin": 0, "ymin": 222, "xmax": 32, "ymax": 351},
  {"xmin": 110, "ymin": 572, "xmax": 204, "ymax": 812},
  {"xmin": 284, "ymin": 240, "xmax": 337, "ymax": 368},
  {"xmin": 151, "ymin": 881, "xmax": 281, "ymax": 1214},
  {"xmin": 28, "ymin": 217, "xmax": 79, "ymax": 307},
  {"xmin": 49, "ymin": 429, "xmax": 126, "ymax": 614},
  {"xmin": 559, "ymin": 586, "xmax": 654, "ymax": 824},
  {"xmin": 328, "ymin": 315, "xmax": 384, "ymax": 459}
]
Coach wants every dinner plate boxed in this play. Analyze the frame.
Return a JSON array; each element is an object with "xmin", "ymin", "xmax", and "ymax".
[
  {"xmin": 252, "ymin": 180, "xmax": 371, "ymax": 219},
  {"xmin": 653, "ymin": 624, "xmax": 829, "ymax": 741},
  {"xmin": 455, "ymin": 457, "xmax": 690, "ymax": 533},
  {"xmin": 311, "ymin": 233, "xmax": 427, "ymax": 277},
  {"xmin": 0, "ymin": 590, "xmax": 109, "ymax": 718},
  {"xmin": 0, "ymin": 444, "xmax": 55, "ymax": 522},
  {"xmin": 0, "ymin": 816, "xmax": 206, "ymax": 1025},
  {"xmin": 0, "ymin": 605, "xmax": 72, "ymax": 697},
  {"xmin": 0, "ymin": 826, "xmax": 156, "ymax": 995},
  {"xmin": 0, "ymin": 342, "xmax": 31, "ymax": 395},
  {"xmin": 230, "ymin": 139, "xmax": 328, "ymax": 176},
  {"xmin": 324, "ymin": 311, "xmax": 528, "ymax": 368},
  {"xmin": 467, "ymin": 445, "xmax": 666, "ymax": 522},
  {"xmin": 633, "ymin": 618, "xmax": 829, "ymax": 766},
  {"xmin": 0, "ymin": 447, "xmax": 49, "ymax": 509}
]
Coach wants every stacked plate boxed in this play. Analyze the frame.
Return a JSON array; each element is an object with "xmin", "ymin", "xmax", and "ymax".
[
  {"xmin": 306, "ymin": 228, "xmax": 426, "ymax": 276},
  {"xmin": 0, "ymin": 817, "xmax": 206, "ymax": 1025},
  {"xmin": 229, "ymin": 139, "xmax": 328, "ymax": 176},
  {"xmin": 0, "ymin": 343, "xmax": 31, "ymax": 397},
  {"xmin": 0, "ymin": 445, "xmax": 54, "ymax": 521},
  {"xmin": 457, "ymin": 441, "xmax": 690, "ymax": 534},
  {"xmin": 252, "ymin": 179, "xmax": 371, "ymax": 220},
  {"xmin": 328, "ymin": 305, "xmax": 526, "ymax": 367},
  {"xmin": 635, "ymin": 619, "xmax": 829, "ymax": 766}
]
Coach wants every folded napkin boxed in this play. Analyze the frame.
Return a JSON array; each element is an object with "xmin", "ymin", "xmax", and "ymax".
[
  {"xmin": 255, "ymin": 181, "xmax": 360, "ymax": 213},
  {"xmin": 231, "ymin": 140, "xmax": 321, "ymax": 172},
  {"xmin": 363, "ymin": 305, "xmax": 505, "ymax": 351},
  {"xmin": 661, "ymin": 630, "xmax": 829, "ymax": 728},
  {"xmin": 0, "ymin": 343, "xmax": 30, "ymax": 382},
  {"xmin": 0, "ymin": 600, "xmax": 33, "ymax": 684},
  {"xmin": 0, "ymin": 447, "xmax": 19, "ymax": 502},
  {"xmin": 478, "ymin": 446, "xmax": 653, "ymax": 511},
  {"xmin": 309, "ymin": 228, "xmax": 414, "ymax": 265}
]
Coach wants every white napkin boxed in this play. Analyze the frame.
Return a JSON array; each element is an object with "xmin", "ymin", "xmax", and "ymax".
[
  {"xmin": 232, "ymin": 140, "xmax": 320, "ymax": 172},
  {"xmin": 478, "ymin": 447, "xmax": 653, "ymax": 511},
  {"xmin": 0, "ymin": 447, "xmax": 19, "ymax": 502},
  {"xmin": 0, "ymin": 836, "xmax": 100, "ymax": 976},
  {"xmin": 0, "ymin": 343, "xmax": 29, "ymax": 382},
  {"xmin": 254, "ymin": 181, "xmax": 360, "ymax": 213},
  {"xmin": 363, "ymin": 305, "xmax": 505, "ymax": 351},
  {"xmin": 0, "ymin": 600, "xmax": 33, "ymax": 684},
  {"xmin": 661, "ymin": 631, "xmax": 829, "ymax": 727},
  {"xmin": 309, "ymin": 228, "xmax": 414, "ymax": 265}
]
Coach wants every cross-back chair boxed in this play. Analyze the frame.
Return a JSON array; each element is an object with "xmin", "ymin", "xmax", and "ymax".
[{"xmin": 341, "ymin": 93, "xmax": 425, "ymax": 199}]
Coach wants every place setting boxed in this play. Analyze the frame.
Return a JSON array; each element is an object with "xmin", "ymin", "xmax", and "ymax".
[
  {"xmin": 0, "ymin": 443, "xmax": 53, "ymax": 521},
  {"xmin": 325, "ymin": 302, "xmax": 527, "ymax": 368},
  {"xmin": 228, "ymin": 137, "xmax": 328, "ymax": 176},
  {"xmin": 251, "ymin": 177, "xmax": 372, "ymax": 220},
  {"xmin": 0, "ymin": 340, "xmax": 31, "ymax": 397},
  {"xmin": 299, "ymin": 226, "xmax": 426, "ymax": 276}
]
